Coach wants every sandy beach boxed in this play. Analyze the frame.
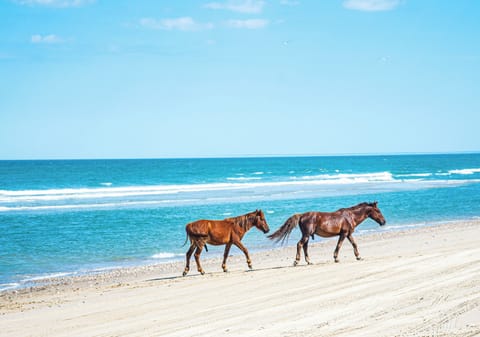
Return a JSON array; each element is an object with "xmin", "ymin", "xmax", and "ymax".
[{"xmin": 1, "ymin": 221, "xmax": 479, "ymax": 337}]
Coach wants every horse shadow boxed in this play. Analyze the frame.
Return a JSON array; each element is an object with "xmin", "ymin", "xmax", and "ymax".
[{"xmin": 145, "ymin": 261, "xmax": 330, "ymax": 283}]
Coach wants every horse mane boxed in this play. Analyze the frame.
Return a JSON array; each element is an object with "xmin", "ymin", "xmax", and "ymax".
[
  {"xmin": 344, "ymin": 202, "xmax": 376, "ymax": 210},
  {"xmin": 337, "ymin": 202, "xmax": 366, "ymax": 212},
  {"xmin": 225, "ymin": 211, "xmax": 256, "ymax": 230}
]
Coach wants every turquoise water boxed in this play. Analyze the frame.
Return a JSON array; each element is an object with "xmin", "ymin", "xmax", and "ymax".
[{"xmin": 1, "ymin": 154, "xmax": 480, "ymax": 290}]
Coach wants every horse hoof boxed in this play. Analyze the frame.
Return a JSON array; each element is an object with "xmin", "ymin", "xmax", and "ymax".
[
  {"xmin": 182, "ymin": 271, "xmax": 187, "ymax": 277},
  {"xmin": 223, "ymin": 269, "xmax": 228, "ymax": 273},
  {"xmin": 248, "ymin": 265, "xmax": 253, "ymax": 270},
  {"xmin": 356, "ymin": 257, "xmax": 363, "ymax": 261},
  {"xmin": 334, "ymin": 259, "xmax": 339, "ymax": 263},
  {"xmin": 307, "ymin": 262, "xmax": 313, "ymax": 265},
  {"xmin": 293, "ymin": 260, "xmax": 298, "ymax": 266}
]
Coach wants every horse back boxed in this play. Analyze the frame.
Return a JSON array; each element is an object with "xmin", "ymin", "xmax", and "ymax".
[
  {"xmin": 186, "ymin": 219, "xmax": 234, "ymax": 237},
  {"xmin": 302, "ymin": 211, "xmax": 347, "ymax": 236},
  {"xmin": 186, "ymin": 220, "xmax": 211, "ymax": 237}
]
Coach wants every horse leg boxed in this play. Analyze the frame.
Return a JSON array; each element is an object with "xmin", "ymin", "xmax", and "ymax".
[
  {"xmin": 347, "ymin": 234, "xmax": 361, "ymax": 260},
  {"xmin": 234, "ymin": 241, "xmax": 252, "ymax": 270},
  {"xmin": 222, "ymin": 243, "xmax": 232, "ymax": 272},
  {"xmin": 333, "ymin": 233, "xmax": 346, "ymax": 263},
  {"xmin": 183, "ymin": 243, "xmax": 196, "ymax": 276},
  {"xmin": 302, "ymin": 236, "xmax": 313, "ymax": 265},
  {"xmin": 294, "ymin": 238, "xmax": 302, "ymax": 266},
  {"xmin": 294, "ymin": 234, "xmax": 310, "ymax": 266},
  {"xmin": 194, "ymin": 242, "xmax": 206, "ymax": 275}
]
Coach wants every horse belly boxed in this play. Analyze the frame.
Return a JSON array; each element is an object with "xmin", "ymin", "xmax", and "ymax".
[
  {"xmin": 207, "ymin": 227, "xmax": 231, "ymax": 245},
  {"xmin": 315, "ymin": 228, "xmax": 340, "ymax": 238}
]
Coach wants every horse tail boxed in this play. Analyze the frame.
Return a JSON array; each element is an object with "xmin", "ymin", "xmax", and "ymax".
[
  {"xmin": 268, "ymin": 213, "xmax": 302, "ymax": 244},
  {"xmin": 182, "ymin": 225, "xmax": 191, "ymax": 247},
  {"xmin": 182, "ymin": 224, "xmax": 208, "ymax": 252}
]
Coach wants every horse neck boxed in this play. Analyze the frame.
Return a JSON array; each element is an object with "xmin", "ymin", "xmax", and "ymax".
[
  {"xmin": 348, "ymin": 207, "xmax": 370, "ymax": 228},
  {"xmin": 229, "ymin": 214, "xmax": 254, "ymax": 234}
]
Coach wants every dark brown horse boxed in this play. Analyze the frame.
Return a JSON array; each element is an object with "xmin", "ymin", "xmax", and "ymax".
[
  {"xmin": 268, "ymin": 202, "xmax": 386, "ymax": 265},
  {"xmin": 182, "ymin": 210, "xmax": 270, "ymax": 276}
]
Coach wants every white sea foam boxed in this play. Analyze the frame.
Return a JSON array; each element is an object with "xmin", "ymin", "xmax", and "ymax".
[
  {"xmin": 151, "ymin": 252, "xmax": 181, "ymax": 259},
  {"xmin": 0, "ymin": 283, "xmax": 20, "ymax": 291},
  {"xmin": 0, "ymin": 171, "xmax": 398, "ymax": 204},
  {"xmin": 396, "ymin": 173, "xmax": 433, "ymax": 178},
  {"xmin": 292, "ymin": 171, "xmax": 395, "ymax": 183},
  {"xmin": 0, "ymin": 183, "xmax": 246, "ymax": 202},
  {"xmin": 226, "ymin": 177, "xmax": 262, "ymax": 181},
  {"xmin": 1, "ymin": 173, "xmax": 479, "ymax": 212},
  {"xmin": 0, "ymin": 199, "xmax": 201, "ymax": 212},
  {"xmin": 22, "ymin": 272, "xmax": 74, "ymax": 282},
  {"xmin": 100, "ymin": 182, "xmax": 112, "ymax": 186},
  {"xmin": 448, "ymin": 168, "xmax": 480, "ymax": 175}
]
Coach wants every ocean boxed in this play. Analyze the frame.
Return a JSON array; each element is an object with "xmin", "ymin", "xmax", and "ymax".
[{"xmin": 1, "ymin": 154, "xmax": 480, "ymax": 291}]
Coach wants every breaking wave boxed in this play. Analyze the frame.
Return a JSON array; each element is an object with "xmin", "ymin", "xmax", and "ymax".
[{"xmin": 1, "ymin": 171, "xmax": 479, "ymax": 212}]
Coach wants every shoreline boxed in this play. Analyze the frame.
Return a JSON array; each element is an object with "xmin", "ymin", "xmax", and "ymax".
[
  {"xmin": 1, "ymin": 218, "xmax": 477, "ymax": 295},
  {"xmin": 0, "ymin": 218, "xmax": 472, "ymax": 295},
  {"xmin": 0, "ymin": 218, "xmax": 471, "ymax": 294},
  {"xmin": 2, "ymin": 220, "xmax": 479, "ymax": 336}
]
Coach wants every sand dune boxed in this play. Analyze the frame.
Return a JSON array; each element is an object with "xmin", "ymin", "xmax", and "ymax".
[{"xmin": 1, "ymin": 221, "xmax": 480, "ymax": 336}]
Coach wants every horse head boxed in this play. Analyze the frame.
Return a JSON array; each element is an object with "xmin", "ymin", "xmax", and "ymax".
[
  {"xmin": 368, "ymin": 201, "xmax": 386, "ymax": 226},
  {"xmin": 254, "ymin": 209, "xmax": 270, "ymax": 234}
]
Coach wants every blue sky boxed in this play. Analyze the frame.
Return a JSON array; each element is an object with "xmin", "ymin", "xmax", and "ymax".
[{"xmin": 1, "ymin": 0, "xmax": 479, "ymax": 159}]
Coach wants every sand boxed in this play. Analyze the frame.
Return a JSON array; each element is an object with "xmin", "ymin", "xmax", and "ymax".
[{"xmin": 1, "ymin": 221, "xmax": 479, "ymax": 337}]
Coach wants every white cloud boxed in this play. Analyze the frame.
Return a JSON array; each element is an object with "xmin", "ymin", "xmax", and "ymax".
[
  {"xmin": 15, "ymin": 0, "xmax": 95, "ymax": 7},
  {"xmin": 377, "ymin": 56, "xmax": 391, "ymax": 65},
  {"xmin": 226, "ymin": 19, "xmax": 269, "ymax": 29},
  {"xmin": 140, "ymin": 17, "xmax": 214, "ymax": 31},
  {"xmin": 342, "ymin": 0, "xmax": 400, "ymax": 12},
  {"xmin": 204, "ymin": 0, "xmax": 265, "ymax": 14},
  {"xmin": 31, "ymin": 34, "xmax": 63, "ymax": 44}
]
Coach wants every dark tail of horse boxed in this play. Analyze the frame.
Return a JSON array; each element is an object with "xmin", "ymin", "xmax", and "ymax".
[
  {"xmin": 268, "ymin": 213, "xmax": 302, "ymax": 244},
  {"xmin": 182, "ymin": 229, "xmax": 208, "ymax": 252},
  {"xmin": 182, "ymin": 228, "xmax": 189, "ymax": 247}
]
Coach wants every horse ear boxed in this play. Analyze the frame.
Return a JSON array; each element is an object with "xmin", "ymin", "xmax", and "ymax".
[{"xmin": 373, "ymin": 201, "xmax": 378, "ymax": 206}]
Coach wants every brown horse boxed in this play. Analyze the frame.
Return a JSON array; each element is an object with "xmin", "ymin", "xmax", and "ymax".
[
  {"xmin": 268, "ymin": 202, "xmax": 386, "ymax": 265},
  {"xmin": 182, "ymin": 210, "xmax": 270, "ymax": 276}
]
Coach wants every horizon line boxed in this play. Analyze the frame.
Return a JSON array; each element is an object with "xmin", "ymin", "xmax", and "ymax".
[{"xmin": 1, "ymin": 150, "xmax": 479, "ymax": 161}]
